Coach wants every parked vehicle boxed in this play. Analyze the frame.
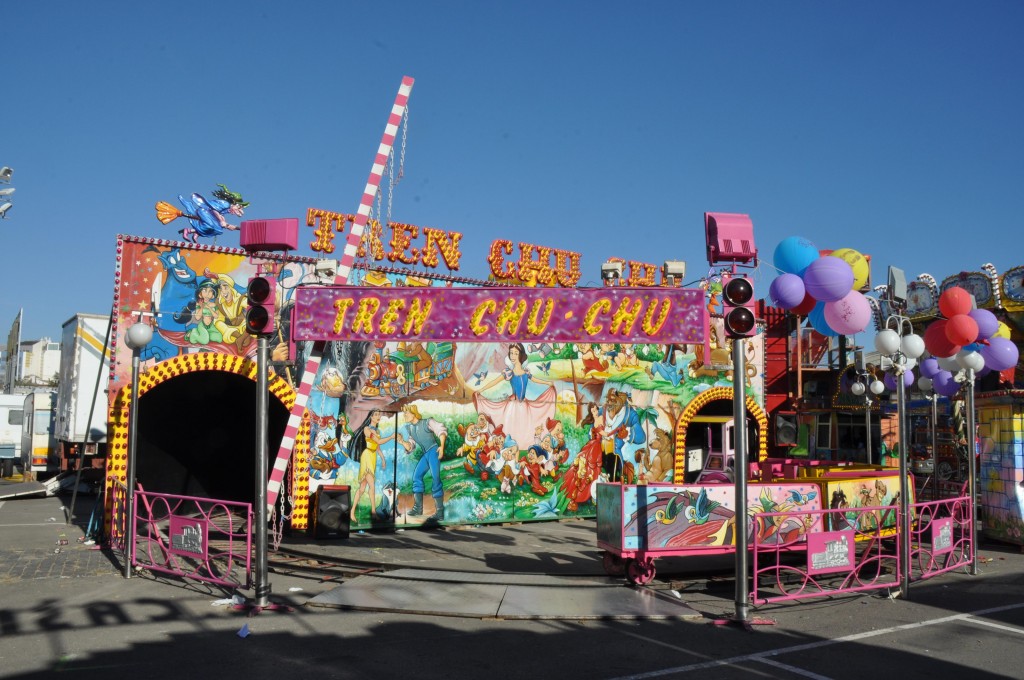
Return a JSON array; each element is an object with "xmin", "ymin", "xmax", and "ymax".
[
  {"xmin": 0, "ymin": 394, "xmax": 24, "ymax": 477},
  {"xmin": 53, "ymin": 313, "xmax": 110, "ymax": 474},
  {"xmin": 21, "ymin": 392, "xmax": 57, "ymax": 476}
]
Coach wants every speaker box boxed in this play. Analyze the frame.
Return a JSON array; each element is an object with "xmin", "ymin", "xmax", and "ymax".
[
  {"xmin": 775, "ymin": 413, "xmax": 798, "ymax": 447},
  {"xmin": 311, "ymin": 485, "xmax": 351, "ymax": 540}
]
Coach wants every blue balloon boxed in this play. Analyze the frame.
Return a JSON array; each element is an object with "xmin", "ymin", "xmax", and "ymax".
[
  {"xmin": 773, "ymin": 236, "xmax": 819, "ymax": 276},
  {"xmin": 808, "ymin": 300, "xmax": 839, "ymax": 337}
]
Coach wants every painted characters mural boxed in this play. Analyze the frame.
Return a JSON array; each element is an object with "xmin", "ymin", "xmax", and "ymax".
[{"xmin": 110, "ymin": 236, "xmax": 766, "ymax": 531}]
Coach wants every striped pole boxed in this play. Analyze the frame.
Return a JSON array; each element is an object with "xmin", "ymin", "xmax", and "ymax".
[{"xmin": 266, "ymin": 76, "xmax": 414, "ymax": 512}]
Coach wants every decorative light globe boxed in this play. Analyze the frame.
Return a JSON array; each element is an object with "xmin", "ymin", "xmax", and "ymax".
[
  {"xmin": 875, "ymin": 329, "xmax": 901, "ymax": 355},
  {"xmin": 956, "ymin": 350, "xmax": 985, "ymax": 373},
  {"xmin": 851, "ymin": 382, "xmax": 866, "ymax": 396},
  {"xmin": 125, "ymin": 323, "xmax": 153, "ymax": 350},
  {"xmin": 870, "ymin": 380, "xmax": 886, "ymax": 395},
  {"xmin": 901, "ymin": 333, "xmax": 925, "ymax": 359}
]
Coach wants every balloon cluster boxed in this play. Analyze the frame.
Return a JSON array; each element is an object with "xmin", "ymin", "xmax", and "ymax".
[
  {"xmin": 769, "ymin": 237, "xmax": 871, "ymax": 336},
  {"xmin": 917, "ymin": 286, "xmax": 1019, "ymax": 397}
]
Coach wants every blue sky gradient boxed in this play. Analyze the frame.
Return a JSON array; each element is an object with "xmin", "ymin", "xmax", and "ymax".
[{"xmin": 4, "ymin": 1, "xmax": 1023, "ymax": 341}]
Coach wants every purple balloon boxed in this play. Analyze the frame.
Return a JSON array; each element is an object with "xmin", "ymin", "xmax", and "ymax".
[
  {"xmin": 969, "ymin": 308, "xmax": 999, "ymax": 340},
  {"xmin": 769, "ymin": 273, "xmax": 806, "ymax": 310},
  {"xmin": 919, "ymin": 356, "xmax": 940, "ymax": 378},
  {"xmin": 884, "ymin": 370, "xmax": 915, "ymax": 391},
  {"xmin": 932, "ymin": 370, "xmax": 960, "ymax": 396},
  {"xmin": 980, "ymin": 337, "xmax": 1019, "ymax": 371},
  {"xmin": 802, "ymin": 256, "xmax": 855, "ymax": 303}
]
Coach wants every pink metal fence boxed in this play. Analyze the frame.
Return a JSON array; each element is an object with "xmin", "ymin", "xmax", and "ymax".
[
  {"xmin": 906, "ymin": 493, "xmax": 973, "ymax": 581},
  {"xmin": 109, "ymin": 481, "xmax": 128, "ymax": 556},
  {"xmin": 131, "ymin": 490, "xmax": 253, "ymax": 589},
  {"xmin": 751, "ymin": 504, "xmax": 901, "ymax": 604},
  {"xmin": 751, "ymin": 492, "xmax": 973, "ymax": 604}
]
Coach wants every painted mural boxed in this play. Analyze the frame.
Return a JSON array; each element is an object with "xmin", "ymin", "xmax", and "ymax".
[
  {"xmin": 977, "ymin": 398, "xmax": 1024, "ymax": 545},
  {"xmin": 610, "ymin": 482, "xmax": 824, "ymax": 551},
  {"xmin": 109, "ymin": 236, "xmax": 766, "ymax": 531},
  {"xmin": 305, "ymin": 316, "xmax": 765, "ymax": 529}
]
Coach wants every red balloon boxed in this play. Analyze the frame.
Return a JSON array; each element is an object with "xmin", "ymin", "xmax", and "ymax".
[
  {"xmin": 944, "ymin": 313, "xmax": 979, "ymax": 346},
  {"xmin": 924, "ymin": 319, "xmax": 961, "ymax": 358},
  {"xmin": 792, "ymin": 291, "xmax": 817, "ymax": 316},
  {"xmin": 939, "ymin": 287, "xmax": 972, "ymax": 318}
]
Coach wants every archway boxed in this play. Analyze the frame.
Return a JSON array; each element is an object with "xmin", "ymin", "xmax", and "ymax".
[
  {"xmin": 672, "ymin": 386, "xmax": 768, "ymax": 482},
  {"xmin": 105, "ymin": 354, "xmax": 296, "ymax": 521}
]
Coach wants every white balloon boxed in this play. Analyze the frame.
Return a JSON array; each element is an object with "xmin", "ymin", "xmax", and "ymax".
[
  {"xmin": 851, "ymin": 381, "xmax": 866, "ymax": 396},
  {"xmin": 870, "ymin": 380, "xmax": 886, "ymax": 395},
  {"xmin": 956, "ymin": 350, "xmax": 985, "ymax": 372},
  {"xmin": 918, "ymin": 376, "xmax": 933, "ymax": 391},
  {"xmin": 901, "ymin": 333, "xmax": 925, "ymax": 359},
  {"xmin": 875, "ymin": 329, "xmax": 901, "ymax": 355},
  {"xmin": 903, "ymin": 357, "xmax": 917, "ymax": 371},
  {"xmin": 937, "ymin": 356, "xmax": 960, "ymax": 372}
]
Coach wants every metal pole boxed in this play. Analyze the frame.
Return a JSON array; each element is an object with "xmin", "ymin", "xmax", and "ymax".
[
  {"xmin": 864, "ymin": 392, "xmax": 873, "ymax": 465},
  {"xmin": 930, "ymin": 395, "xmax": 938, "ymax": 502},
  {"xmin": 733, "ymin": 338, "xmax": 749, "ymax": 623},
  {"xmin": 897, "ymin": 373, "xmax": 911, "ymax": 598},
  {"xmin": 254, "ymin": 335, "xmax": 271, "ymax": 607},
  {"xmin": 123, "ymin": 348, "xmax": 141, "ymax": 579},
  {"xmin": 966, "ymin": 369, "xmax": 978, "ymax": 575}
]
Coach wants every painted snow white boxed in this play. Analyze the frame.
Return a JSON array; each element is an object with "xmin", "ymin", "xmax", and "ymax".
[{"xmin": 474, "ymin": 342, "xmax": 556, "ymax": 452}]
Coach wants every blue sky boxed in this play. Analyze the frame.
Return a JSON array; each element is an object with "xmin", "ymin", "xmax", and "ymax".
[{"xmin": 4, "ymin": 1, "xmax": 1023, "ymax": 343}]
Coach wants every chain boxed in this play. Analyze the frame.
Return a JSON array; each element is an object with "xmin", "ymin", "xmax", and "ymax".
[
  {"xmin": 397, "ymin": 107, "xmax": 408, "ymax": 183},
  {"xmin": 386, "ymin": 144, "xmax": 395, "ymax": 228}
]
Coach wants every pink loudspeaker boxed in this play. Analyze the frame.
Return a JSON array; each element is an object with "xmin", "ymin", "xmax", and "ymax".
[
  {"xmin": 240, "ymin": 218, "xmax": 299, "ymax": 252},
  {"xmin": 704, "ymin": 212, "xmax": 757, "ymax": 265}
]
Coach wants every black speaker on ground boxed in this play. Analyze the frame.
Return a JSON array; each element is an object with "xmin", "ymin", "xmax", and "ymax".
[
  {"xmin": 775, "ymin": 413, "xmax": 798, "ymax": 447},
  {"xmin": 311, "ymin": 485, "xmax": 351, "ymax": 540}
]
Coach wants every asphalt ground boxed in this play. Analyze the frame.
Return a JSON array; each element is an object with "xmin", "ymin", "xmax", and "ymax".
[{"xmin": 2, "ymin": 485, "xmax": 1024, "ymax": 679}]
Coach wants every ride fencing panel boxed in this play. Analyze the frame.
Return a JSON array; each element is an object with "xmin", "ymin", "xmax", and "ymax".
[
  {"xmin": 907, "ymin": 493, "xmax": 973, "ymax": 582},
  {"xmin": 751, "ymin": 491, "xmax": 973, "ymax": 604},
  {"xmin": 132, "ymin": 491, "xmax": 253, "ymax": 589},
  {"xmin": 109, "ymin": 481, "xmax": 128, "ymax": 557}
]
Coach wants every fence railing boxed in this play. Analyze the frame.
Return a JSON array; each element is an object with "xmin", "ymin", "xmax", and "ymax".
[
  {"xmin": 131, "ymin": 490, "xmax": 253, "ymax": 589},
  {"xmin": 751, "ymin": 492, "xmax": 972, "ymax": 604}
]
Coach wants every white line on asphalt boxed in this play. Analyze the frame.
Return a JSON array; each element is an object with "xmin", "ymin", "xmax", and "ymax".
[
  {"xmin": 964, "ymin": 616, "xmax": 1024, "ymax": 635},
  {"xmin": 754, "ymin": 657, "xmax": 835, "ymax": 680},
  {"xmin": 607, "ymin": 601, "xmax": 1024, "ymax": 680}
]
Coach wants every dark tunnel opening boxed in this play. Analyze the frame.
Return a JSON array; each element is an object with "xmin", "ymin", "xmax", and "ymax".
[{"xmin": 133, "ymin": 370, "xmax": 290, "ymax": 503}]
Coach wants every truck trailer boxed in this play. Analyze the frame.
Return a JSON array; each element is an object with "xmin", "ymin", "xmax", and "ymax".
[{"xmin": 53, "ymin": 313, "xmax": 111, "ymax": 474}]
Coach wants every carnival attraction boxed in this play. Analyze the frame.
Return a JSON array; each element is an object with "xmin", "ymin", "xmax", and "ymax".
[{"xmin": 96, "ymin": 77, "xmax": 1019, "ymax": 605}]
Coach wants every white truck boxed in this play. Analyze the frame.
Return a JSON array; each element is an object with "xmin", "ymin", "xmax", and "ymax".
[
  {"xmin": 0, "ymin": 394, "xmax": 24, "ymax": 478},
  {"xmin": 52, "ymin": 313, "xmax": 111, "ymax": 474}
]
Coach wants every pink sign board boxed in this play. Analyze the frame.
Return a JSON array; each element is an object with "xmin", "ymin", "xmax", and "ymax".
[
  {"xmin": 169, "ymin": 515, "xmax": 209, "ymax": 560},
  {"xmin": 293, "ymin": 286, "xmax": 707, "ymax": 344},
  {"xmin": 931, "ymin": 517, "xmax": 953, "ymax": 555},
  {"xmin": 807, "ymin": 530, "xmax": 855, "ymax": 575}
]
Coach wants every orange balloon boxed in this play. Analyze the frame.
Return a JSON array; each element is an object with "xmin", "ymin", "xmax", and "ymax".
[
  {"xmin": 944, "ymin": 313, "xmax": 979, "ymax": 346},
  {"xmin": 939, "ymin": 287, "xmax": 972, "ymax": 318}
]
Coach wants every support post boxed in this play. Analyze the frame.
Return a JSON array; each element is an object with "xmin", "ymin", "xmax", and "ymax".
[
  {"xmin": 966, "ymin": 369, "xmax": 978, "ymax": 575},
  {"xmin": 897, "ymin": 375, "xmax": 911, "ymax": 598},
  {"xmin": 254, "ymin": 335, "xmax": 270, "ymax": 607},
  {"xmin": 733, "ymin": 338, "xmax": 749, "ymax": 623},
  {"xmin": 124, "ymin": 347, "xmax": 141, "ymax": 579}
]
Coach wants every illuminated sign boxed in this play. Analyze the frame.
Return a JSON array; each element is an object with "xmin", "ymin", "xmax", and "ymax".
[{"xmin": 293, "ymin": 286, "xmax": 706, "ymax": 344}]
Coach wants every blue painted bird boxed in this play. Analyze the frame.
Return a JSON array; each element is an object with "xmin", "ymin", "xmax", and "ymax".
[
  {"xmin": 684, "ymin": 487, "xmax": 721, "ymax": 525},
  {"xmin": 537, "ymin": 361, "xmax": 552, "ymax": 373},
  {"xmin": 472, "ymin": 370, "xmax": 488, "ymax": 385},
  {"xmin": 787, "ymin": 489, "xmax": 818, "ymax": 505}
]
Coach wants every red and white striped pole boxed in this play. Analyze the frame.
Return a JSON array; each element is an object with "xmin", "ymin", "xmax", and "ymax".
[{"xmin": 266, "ymin": 76, "xmax": 414, "ymax": 512}]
